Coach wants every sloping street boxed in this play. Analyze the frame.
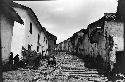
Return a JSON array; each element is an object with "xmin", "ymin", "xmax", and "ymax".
[
  {"xmin": 3, "ymin": 52, "xmax": 109, "ymax": 82},
  {"xmin": 1, "ymin": 0, "xmax": 125, "ymax": 82}
]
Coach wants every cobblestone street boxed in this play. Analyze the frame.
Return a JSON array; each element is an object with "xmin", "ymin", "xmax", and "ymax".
[
  {"xmin": 1, "ymin": 0, "xmax": 125, "ymax": 82},
  {"xmin": 3, "ymin": 52, "xmax": 109, "ymax": 82}
]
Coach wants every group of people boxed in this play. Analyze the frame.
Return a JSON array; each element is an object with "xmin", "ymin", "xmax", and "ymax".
[{"xmin": 9, "ymin": 51, "xmax": 57, "ymax": 70}]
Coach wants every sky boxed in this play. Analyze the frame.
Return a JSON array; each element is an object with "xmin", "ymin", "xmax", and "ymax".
[{"xmin": 15, "ymin": 0, "xmax": 118, "ymax": 44}]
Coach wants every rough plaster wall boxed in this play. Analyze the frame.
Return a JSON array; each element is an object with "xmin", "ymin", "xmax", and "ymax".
[
  {"xmin": 13, "ymin": 7, "xmax": 48, "ymax": 57},
  {"xmin": 39, "ymin": 32, "xmax": 48, "ymax": 56},
  {"xmin": 48, "ymin": 40, "xmax": 55, "ymax": 51},
  {"xmin": 48, "ymin": 39, "xmax": 55, "ymax": 55},
  {"xmin": 12, "ymin": 8, "xmax": 28, "ymax": 58},
  {"xmin": 91, "ymin": 43, "xmax": 98, "ymax": 57},
  {"xmin": 97, "ymin": 35, "xmax": 107, "ymax": 60},
  {"xmin": 62, "ymin": 42, "xmax": 64, "ymax": 51},
  {"xmin": 65, "ymin": 41, "xmax": 68, "ymax": 51},
  {"xmin": 105, "ymin": 21, "xmax": 123, "ymax": 37},
  {"xmin": 11, "ymin": 21, "xmax": 25, "ymax": 58},
  {"xmin": 25, "ymin": 17, "xmax": 39, "ymax": 51},
  {"xmin": 104, "ymin": 21, "xmax": 124, "ymax": 51},
  {"xmin": 82, "ymin": 34, "xmax": 92, "ymax": 55},
  {"xmin": 56, "ymin": 44, "xmax": 59, "ymax": 50},
  {"xmin": 12, "ymin": 8, "xmax": 40, "ymax": 57},
  {"xmin": 76, "ymin": 29, "xmax": 108, "ymax": 61},
  {"xmin": 63, "ymin": 41, "xmax": 66, "ymax": 51},
  {"xmin": 68, "ymin": 41, "xmax": 72, "ymax": 52},
  {"xmin": 58, "ymin": 43, "xmax": 62, "ymax": 51},
  {"xmin": 15, "ymin": 7, "xmax": 41, "ymax": 52},
  {"xmin": 1, "ymin": 16, "xmax": 13, "ymax": 61}
]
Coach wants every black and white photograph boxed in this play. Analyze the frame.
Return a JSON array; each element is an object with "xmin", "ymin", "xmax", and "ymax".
[{"xmin": 0, "ymin": 0, "xmax": 125, "ymax": 82}]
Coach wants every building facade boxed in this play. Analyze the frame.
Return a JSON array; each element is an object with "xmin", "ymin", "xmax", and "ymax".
[
  {"xmin": 104, "ymin": 13, "xmax": 124, "ymax": 51},
  {"xmin": 11, "ymin": 2, "xmax": 48, "ymax": 58},
  {"xmin": 0, "ymin": 2, "xmax": 23, "ymax": 63},
  {"xmin": 1, "ymin": 15, "xmax": 15, "ymax": 62},
  {"xmin": 39, "ymin": 27, "xmax": 48, "ymax": 57},
  {"xmin": 46, "ymin": 31, "xmax": 57, "ymax": 55}
]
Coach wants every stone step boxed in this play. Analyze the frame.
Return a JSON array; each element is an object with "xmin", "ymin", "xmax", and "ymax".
[
  {"xmin": 62, "ymin": 71, "xmax": 99, "ymax": 75},
  {"xmin": 57, "ymin": 59, "xmax": 82, "ymax": 61},
  {"xmin": 61, "ymin": 61, "xmax": 81, "ymax": 63},
  {"xmin": 56, "ymin": 73, "xmax": 106, "ymax": 80},
  {"xmin": 62, "ymin": 70, "xmax": 98, "ymax": 73},
  {"xmin": 61, "ymin": 62, "xmax": 83, "ymax": 65},
  {"xmin": 68, "ymin": 73, "xmax": 100, "ymax": 77},
  {"xmin": 61, "ymin": 66, "xmax": 95, "ymax": 70}
]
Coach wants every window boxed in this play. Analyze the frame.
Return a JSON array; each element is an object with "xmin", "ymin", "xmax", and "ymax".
[
  {"xmin": 37, "ymin": 46, "xmax": 39, "ymax": 52},
  {"xmin": 46, "ymin": 40, "xmax": 47, "ymax": 44},
  {"xmin": 38, "ymin": 34, "xmax": 40, "ymax": 43},
  {"xmin": 44, "ymin": 37, "xmax": 45, "ymax": 41},
  {"xmin": 29, "ymin": 22, "xmax": 32, "ymax": 34},
  {"xmin": 28, "ymin": 44, "xmax": 31, "ymax": 50}
]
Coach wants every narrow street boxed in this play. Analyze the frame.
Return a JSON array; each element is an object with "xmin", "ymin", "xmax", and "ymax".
[
  {"xmin": 3, "ymin": 52, "xmax": 109, "ymax": 82},
  {"xmin": 1, "ymin": 0, "xmax": 125, "ymax": 82}
]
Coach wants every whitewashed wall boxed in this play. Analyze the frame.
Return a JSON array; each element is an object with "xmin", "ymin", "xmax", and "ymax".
[
  {"xmin": 104, "ymin": 21, "xmax": 124, "ymax": 51},
  {"xmin": 11, "ymin": 21, "xmax": 25, "ymax": 58},
  {"xmin": 1, "ymin": 15, "xmax": 13, "ymax": 61},
  {"xmin": 11, "ymin": 8, "xmax": 27, "ymax": 58},
  {"xmin": 11, "ymin": 7, "xmax": 46, "ymax": 59},
  {"xmin": 39, "ymin": 32, "xmax": 48, "ymax": 56}
]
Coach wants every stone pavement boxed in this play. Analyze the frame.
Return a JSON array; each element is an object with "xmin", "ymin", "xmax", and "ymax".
[
  {"xmin": 3, "ymin": 52, "xmax": 110, "ymax": 82},
  {"xmin": 54, "ymin": 52, "xmax": 108, "ymax": 82}
]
